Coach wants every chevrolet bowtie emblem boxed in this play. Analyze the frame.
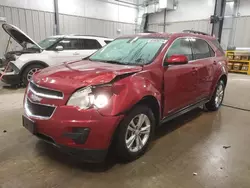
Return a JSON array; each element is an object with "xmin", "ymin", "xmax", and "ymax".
[{"xmin": 30, "ymin": 93, "xmax": 42, "ymax": 102}]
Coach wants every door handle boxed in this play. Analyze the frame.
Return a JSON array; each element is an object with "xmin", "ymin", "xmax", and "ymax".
[
  {"xmin": 73, "ymin": 52, "xmax": 80, "ymax": 55},
  {"xmin": 213, "ymin": 61, "xmax": 217, "ymax": 65}
]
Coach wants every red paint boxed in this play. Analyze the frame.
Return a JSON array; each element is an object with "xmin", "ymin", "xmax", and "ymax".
[
  {"xmin": 166, "ymin": 54, "xmax": 188, "ymax": 64},
  {"xmin": 23, "ymin": 32, "xmax": 228, "ymax": 151}
]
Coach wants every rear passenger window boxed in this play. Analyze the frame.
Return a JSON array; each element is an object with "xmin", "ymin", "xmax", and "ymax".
[
  {"xmin": 211, "ymin": 39, "xmax": 225, "ymax": 55},
  {"xmin": 190, "ymin": 39, "xmax": 211, "ymax": 60},
  {"xmin": 82, "ymin": 39, "xmax": 102, "ymax": 49},
  {"xmin": 104, "ymin": 40, "xmax": 112, "ymax": 44},
  {"xmin": 167, "ymin": 38, "xmax": 193, "ymax": 60}
]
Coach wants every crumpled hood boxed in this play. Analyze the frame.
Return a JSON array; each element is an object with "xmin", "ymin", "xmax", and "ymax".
[{"xmin": 33, "ymin": 60, "xmax": 142, "ymax": 93}]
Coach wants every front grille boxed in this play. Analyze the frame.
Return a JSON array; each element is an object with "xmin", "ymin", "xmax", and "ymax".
[
  {"xmin": 30, "ymin": 81, "xmax": 63, "ymax": 99},
  {"xmin": 26, "ymin": 97, "xmax": 55, "ymax": 118}
]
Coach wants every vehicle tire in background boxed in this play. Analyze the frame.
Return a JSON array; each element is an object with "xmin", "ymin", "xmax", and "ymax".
[
  {"xmin": 115, "ymin": 105, "xmax": 155, "ymax": 162},
  {"xmin": 22, "ymin": 64, "xmax": 45, "ymax": 86},
  {"xmin": 205, "ymin": 80, "xmax": 225, "ymax": 111}
]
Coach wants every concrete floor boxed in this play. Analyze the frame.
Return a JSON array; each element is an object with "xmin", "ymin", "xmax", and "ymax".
[{"xmin": 1, "ymin": 73, "xmax": 250, "ymax": 188}]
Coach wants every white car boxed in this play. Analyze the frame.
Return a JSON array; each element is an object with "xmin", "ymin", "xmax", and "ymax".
[{"xmin": 0, "ymin": 23, "xmax": 113, "ymax": 86}]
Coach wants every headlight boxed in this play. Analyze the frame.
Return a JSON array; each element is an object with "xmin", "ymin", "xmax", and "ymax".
[{"xmin": 67, "ymin": 87, "xmax": 111, "ymax": 109}]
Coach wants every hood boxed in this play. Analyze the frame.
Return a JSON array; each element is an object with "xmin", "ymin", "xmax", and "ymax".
[
  {"xmin": 33, "ymin": 60, "xmax": 143, "ymax": 93},
  {"xmin": 2, "ymin": 23, "xmax": 42, "ymax": 49}
]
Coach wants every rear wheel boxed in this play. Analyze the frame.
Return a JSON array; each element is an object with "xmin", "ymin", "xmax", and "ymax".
[
  {"xmin": 22, "ymin": 64, "xmax": 44, "ymax": 86},
  {"xmin": 205, "ymin": 80, "xmax": 225, "ymax": 111},
  {"xmin": 115, "ymin": 105, "xmax": 155, "ymax": 162}
]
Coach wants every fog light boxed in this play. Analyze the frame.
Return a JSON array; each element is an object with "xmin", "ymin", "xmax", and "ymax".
[{"xmin": 63, "ymin": 128, "xmax": 90, "ymax": 144}]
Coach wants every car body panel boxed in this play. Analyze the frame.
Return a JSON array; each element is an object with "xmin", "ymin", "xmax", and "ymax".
[
  {"xmin": 32, "ymin": 60, "xmax": 143, "ymax": 94},
  {"xmin": 22, "ymin": 32, "xmax": 228, "ymax": 161}
]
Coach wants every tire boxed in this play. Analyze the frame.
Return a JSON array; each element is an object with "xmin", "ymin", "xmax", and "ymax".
[
  {"xmin": 115, "ymin": 105, "xmax": 155, "ymax": 162},
  {"xmin": 22, "ymin": 64, "xmax": 45, "ymax": 86},
  {"xmin": 205, "ymin": 79, "xmax": 225, "ymax": 111}
]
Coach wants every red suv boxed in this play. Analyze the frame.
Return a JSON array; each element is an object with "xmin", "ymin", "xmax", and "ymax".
[{"xmin": 23, "ymin": 31, "xmax": 228, "ymax": 162}]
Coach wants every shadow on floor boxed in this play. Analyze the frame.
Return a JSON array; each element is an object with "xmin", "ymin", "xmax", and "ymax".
[
  {"xmin": 35, "ymin": 107, "xmax": 205, "ymax": 173},
  {"xmin": 154, "ymin": 107, "xmax": 203, "ymax": 140}
]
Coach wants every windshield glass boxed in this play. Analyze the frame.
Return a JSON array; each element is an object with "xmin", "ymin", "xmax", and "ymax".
[
  {"xmin": 30, "ymin": 37, "xmax": 61, "ymax": 49},
  {"xmin": 89, "ymin": 37, "xmax": 167, "ymax": 65}
]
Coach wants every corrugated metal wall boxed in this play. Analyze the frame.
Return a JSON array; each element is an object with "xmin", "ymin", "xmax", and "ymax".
[
  {"xmin": 148, "ymin": 19, "xmax": 212, "ymax": 34},
  {"xmin": 0, "ymin": 5, "xmax": 54, "ymax": 56},
  {"xmin": 0, "ymin": 5, "xmax": 136, "ymax": 57},
  {"xmin": 232, "ymin": 16, "xmax": 250, "ymax": 48},
  {"xmin": 59, "ymin": 14, "xmax": 136, "ymax": 38}
]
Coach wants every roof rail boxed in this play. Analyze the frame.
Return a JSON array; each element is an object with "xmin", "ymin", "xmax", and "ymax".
[
  {"xmin": 69, "ymin": 34, "xmax": 110, "ymax": 38},
  {"xmin": 182, "ymin": 30, "xmax": 210, "ymax": 36},
  {"xmin": 143, "ymin": 30, "xmax": 158, "ymax": 33}
]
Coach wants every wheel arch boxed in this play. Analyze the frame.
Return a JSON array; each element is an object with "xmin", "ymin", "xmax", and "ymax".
[
  {"xmin": 20, "ymin": 60, "xmax": 49, "ymax": 76},
  {"xmin": 210, "ymin": 73, "xmax": 228, "ymax": 97},
  {"xmin": 220, "ymin": 74, "xmax": 227, "ymax": 86},
  {"xmin": 137, "ymin": 95, "xmax": 161, "ymax": 126}
]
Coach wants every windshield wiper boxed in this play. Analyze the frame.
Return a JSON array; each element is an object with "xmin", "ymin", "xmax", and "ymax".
[{"xmin": 104, "ymin": 60, "xmax": 127, "ymax": 65}]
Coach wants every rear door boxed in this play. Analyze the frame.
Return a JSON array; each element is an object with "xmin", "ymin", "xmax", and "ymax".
[
  {"xmin": 163, "ymin": 37, "xmax": 199, "ymax": 116},
  {"xmin": 189, "ymin": 38, "xmax": 215, "ymax": 99},
  {"xmin": 76, "ymin": 38, "xmax": 102, "ymax": 58}
]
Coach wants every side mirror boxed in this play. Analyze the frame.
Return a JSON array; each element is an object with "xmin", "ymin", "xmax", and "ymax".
[
  {"xmin": 55, "ymin": 45, "xmax": 63, "ymax": 51},
  {"xmin": 164, "ymin": 54, "xmax": 188, "ymax": 66}
]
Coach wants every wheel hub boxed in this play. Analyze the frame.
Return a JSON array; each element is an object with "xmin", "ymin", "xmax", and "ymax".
[{"xmin": 125, "ymin": 114, "xmax": 151, "ymax": 153}]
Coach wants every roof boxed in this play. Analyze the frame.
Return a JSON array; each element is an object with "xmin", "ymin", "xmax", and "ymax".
[
  {"xmin": 49, "ymin": 35, "xmax": 113, "ymax": 40},
  {"xmin": 117, "ymin": 32, "xmax": 216, "ymax": 40}
]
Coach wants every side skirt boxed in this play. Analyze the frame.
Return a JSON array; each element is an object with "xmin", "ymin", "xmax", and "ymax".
[{"xmin": 160, "ymin": 98, "xmax": 209, "ymax": 125}]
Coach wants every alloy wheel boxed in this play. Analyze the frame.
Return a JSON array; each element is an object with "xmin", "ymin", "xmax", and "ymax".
[
  {"xmin": 215, "ymin": 82, "xmax": 224, "ymax": 108},
  {"xmin": 27, "ymin": 68, "xmax": 40, "ymax": 81},
  {"xmin": 125, "ymin": 114, "xmax": 151, "ymax": 153}
]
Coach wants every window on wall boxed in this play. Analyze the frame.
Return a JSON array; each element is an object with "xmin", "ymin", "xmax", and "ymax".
[
  {"xmin": 167, "ymin": 38, "xmax": 193, "ymax": 61},
  {"xmin": 190, "ymin": 39, "xmax": 213, "ymax": 60}
]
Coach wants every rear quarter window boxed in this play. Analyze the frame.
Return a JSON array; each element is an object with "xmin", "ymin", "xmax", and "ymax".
[
  {"xmin": 104, "ymin": 40, "xmax": 112, "ymax": 44},
  {"xmin": 211, "ymin": 40, "xmax": 225, "ymax": 55}
]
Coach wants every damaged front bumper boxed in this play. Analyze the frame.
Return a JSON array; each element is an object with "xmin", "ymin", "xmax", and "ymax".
[{"xmin": 0, "ymin": 62, "xmax": 21, "ymax": 85}]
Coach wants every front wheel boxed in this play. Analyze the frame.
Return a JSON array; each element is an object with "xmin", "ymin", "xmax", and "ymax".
[
  {"xmin": 205, "ymin": 80, "xmax": 225, "ymax": 111},
  {"xmin": 22, "ymin": 64, "xmax": 44, "ymax": 86},
  {"xmin": 115, "ymin": 105, "xmax": 155, "ymax": 162}
]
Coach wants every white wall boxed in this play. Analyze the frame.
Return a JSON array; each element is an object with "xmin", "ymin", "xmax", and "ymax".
[
  {"xmin": 238, "ymin": 0, "xmax": 250, "ymax": 16},
  {"xmin": 0, "ymin": 0, "xmax": 54, "ymax": 12},
  {"xmin": 58, "ymin": 0, "xmax": 137, "ymax": 23},
  {"xmin": 0, "ymin": 0, "xmax": 137, "ymax": 24},
  {"xmin": 148, "ymin": 0, "xmax": 215, "ymax": 24},
  {"xmin": 166, "ymin": 0, "xmax": 215, "ymax": 22}
]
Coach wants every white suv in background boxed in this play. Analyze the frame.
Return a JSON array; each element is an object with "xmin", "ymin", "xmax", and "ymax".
[{"xmin": 0, "ymin": 23, "xmax": 113, "ymax": 86}]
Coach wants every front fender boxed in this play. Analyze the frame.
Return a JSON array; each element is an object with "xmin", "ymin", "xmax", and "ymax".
[{"xmin": 98, "ymin": 71, "xmax": 162, "ymax": 116}]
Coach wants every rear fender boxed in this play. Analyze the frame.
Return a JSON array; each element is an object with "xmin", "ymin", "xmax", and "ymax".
[{"xmin": 209, "ymin": 61, "xmax": 228, "ymax": 97}]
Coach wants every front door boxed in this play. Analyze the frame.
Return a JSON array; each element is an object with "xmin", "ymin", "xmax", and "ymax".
[
  {"xmin": 163, "ymin": 38, "xmax": 198, "ymax": 116},
  {"xmin": 46, "ymin": 38, "xmax": 85, "ymax": 65}
]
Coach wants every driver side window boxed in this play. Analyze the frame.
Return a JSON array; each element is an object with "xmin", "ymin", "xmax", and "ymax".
[{"xmin": 167, "ymin": 38, "xmax": 193, "ymax": 61}]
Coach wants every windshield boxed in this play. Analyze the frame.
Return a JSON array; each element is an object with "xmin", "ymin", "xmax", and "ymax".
[
  {"xmin": 89, "ymin": 37, "xmax": 167, "ymax": 65},
  {"xmin": 30, "ymin": 37, "xmax": 61, "ymax": 49}
]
